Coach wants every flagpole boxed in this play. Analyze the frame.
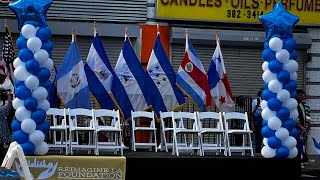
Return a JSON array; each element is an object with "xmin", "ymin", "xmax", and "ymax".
[
  {"xmin": 72, "ymin": 28, "xmax": 76, "ymax": 42},
  {"xmin": 157, "ymin": 24, "xmax": 160, "ymax": 35},
  {"xmin": 212, "ymin": 31, "xmax": 221, "ymax": 112},
  {"xmin": 93, "ymin": 21, "xmax": 97, "ymax": 37}
]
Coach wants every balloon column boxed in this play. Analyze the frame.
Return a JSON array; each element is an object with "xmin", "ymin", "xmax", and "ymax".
[
  {"xmin": 259, "ymin": 2, "xmax": 300, "ymax": 159},
  {"xmin": 8, "ymin": 0, "xmax": 53, "ymax": 155}
]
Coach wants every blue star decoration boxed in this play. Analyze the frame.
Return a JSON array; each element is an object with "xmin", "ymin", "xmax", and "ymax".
[
  {"xmin": 259, "ymin": 2, "xmax": 299, "ymax": 41},
  {"xmin": 8, "ymin": 0, "xmax": 53, "ymax": 31}
]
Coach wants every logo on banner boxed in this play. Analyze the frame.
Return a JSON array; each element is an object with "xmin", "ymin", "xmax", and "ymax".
[{"xmin": 15, "ymin": 159, "xmax": 58, "ymax": 179}]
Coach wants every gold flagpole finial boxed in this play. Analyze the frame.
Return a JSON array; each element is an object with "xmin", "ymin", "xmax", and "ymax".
[
  {"xmin": 72, "ymin": 28, "xmax": 76, "ymax": 42},
  {"xmin": 125, "ymin": 27, "xmax": 128, "ymax": 37},
  {"xmin": 5, "ymin": 18, "xmax": 8, "ymax": 26},
  {"xmin": 185, "ymin": 29, "xmax": 189, "ymax": 37},
  {"xmin": 215, "ymin": 31, "xmax": 220, "ymax": 45},
  {"xmin": 93, "ymin": 21, "xmax": 97, "ymax": 35},
  {"xmin": 157, "ymin": 24, "xmax": 160, "ymax": 34}
]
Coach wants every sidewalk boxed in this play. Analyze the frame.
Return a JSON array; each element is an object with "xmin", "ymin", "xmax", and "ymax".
[{"xmin": 301, "ymin": 155, "xmax": 320, "ymax": 179}]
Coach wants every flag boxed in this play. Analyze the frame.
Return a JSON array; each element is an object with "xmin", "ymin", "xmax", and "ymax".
[
  {"xmin": 176, "ymin": 34, "xmax": 211, "ymax": 112},
  {"xmin": 84, "ymin": 33, "xmax": 115, "ymax": 110},
  {"xmin": 48, "ymin": 65, "xmax": 60, "ymax": 108},
  {"xmin": 111, "ymin": 35, "xmax": 150, "ymax": 120},
  {"xmin": 57, "ymin": 41, "xmax": 90, "ymax": 109},
  {"xmin": 146, "ymin": 33, "xmax": 185, "ymax": 117},
  {"xmin": 208, "ymin": 39, "xmax": 235, "ymax": 111},
  {"xmin": 1, "ymin": 22, "xmax": 15, "ymax": 83}
]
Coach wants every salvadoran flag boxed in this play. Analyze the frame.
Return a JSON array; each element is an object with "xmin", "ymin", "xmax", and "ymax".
[
  {"xmin": 208, "ymin": 40, "xmax": 235, "ymax": 111},
  {"xmin": 146, "ymin": 33, "xmax": 185, "ymax": 118},
  {"xmin": 176, "ymin": 34, "xmax": 211, "ymax": 112},
  {"xmin": 111, "ymin": 35, "xmax": 151, "ymax": 120},
  {"xmin": 84, "ymin": 33, "xmax": 115, "ymax": 110},
  {"xmin": 57, "ymin": 41, "xmax": 91, "ymax": 109}
]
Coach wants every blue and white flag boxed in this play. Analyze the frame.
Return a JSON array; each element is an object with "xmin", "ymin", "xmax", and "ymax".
[
  {"xmin": 48, "ymin": 65, "xmax": 59, "ymax": 107},
  {"xmin": 111, "ymin": 35, "xmax": 150, "ymax": 119},
  {"xmin": 84, "ymin": 33, "xmax": 115, "ymax": 110},
  {"xmin": 57, "ymin": 41, "xmax": 90, "ymax": 109},
  {"xmin": 146, "ymin": 33, "xmax": 185, "ymax": 117}
]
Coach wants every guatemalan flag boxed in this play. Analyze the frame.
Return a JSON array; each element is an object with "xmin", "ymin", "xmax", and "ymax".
[
  {"xmin": 111, "ymin": 35, "xmax": 151, "ymax": 120},
  {"xmin": 176, "ymin": 34, "xmax": 211, "ymax": 112},
  {"xmin": 146, "ymin": 33, "xmax": 185, "ymax": 118},
  {"xmin": 208, "ymin": 39, "xmax": 235, "ymax": 111},
  {"xmin": 84, "ymin": 33, "xmax": 115, "ymax": 110},
  {"xmin": 57, "ymin": 41, "xmax": 91, "ymax": 109}
]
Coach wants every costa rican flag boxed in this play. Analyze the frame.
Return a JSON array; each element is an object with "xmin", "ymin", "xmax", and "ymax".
[{"xmin": 176, "ymin": 34, "xmax": 211, "ymax": 112}]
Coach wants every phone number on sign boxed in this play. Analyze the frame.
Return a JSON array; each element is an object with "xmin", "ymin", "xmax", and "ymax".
[{"xmin": 226, "ymin": 10, "xmax": 264, "ymax": 19}]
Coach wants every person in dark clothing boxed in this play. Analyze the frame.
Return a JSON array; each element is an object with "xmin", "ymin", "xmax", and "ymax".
[
  {"xmin": 251, "ymin": 88, "xmax": 263, "ymax": 153},
  {"xmin": 0, "ymin": 89, "xmax": 13, "ymax": 161}
]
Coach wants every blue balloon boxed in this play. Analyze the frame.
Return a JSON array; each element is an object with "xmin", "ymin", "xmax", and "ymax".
[
  {"xmin": 13, "ymin": 130, "xmax": 29, "ymax": 144},
  {"xmin": 25, "ymin": 59, "xmax": 40, "ymax": 74},
  {"xmin": 261, "ymin": 126, "xmax": 275, "ymax": 138},
  {"xmin": 41, "ymin": 40, "xmax": 53, "ymax": 53},
  {"xmin": 276, "ymin": 146, "xmax": 289, "ymax": 158},
  {"xmin": 262, "ymin": 89, "xmax": 276, "ymax": 101},
  {"xmin": 37, "ymin": 67, "xmax": 51, "ymax": 83},
  {"xmin": 267, "ymin": 98, "xmax": 282, "ymax": 111},
  {"xmin": 277, "ymin": 70, "xmax": 290, "ymax": 83},
  {"xmin": 264, "ymin": 42, "xmax": 269, "ymax": 49},
  {"xmin": 271, "ymin": 34, "xmax": 281, "ymax": 39},
  {"xmin": 16, "ymin": 85, "xmax": 32, "ymax": 100},
  {"xmin": 268, "ymin": 136, "xmax": 281, "ymax": 149},
  {"xmin": 276, "ymin": 107, "xmax": 290, "ymax": 120},
  {"xmin": 18, "ymin": 48, "xmax": 33, "ymax": 62},
  {"xmin": 36, "ymin": 27, "xmax": 52, "ymax": 41},
  {"xmin": 36, "ymin": 120, "xmax": 50, "ymax": 134},
  {"xmin": 291, "ymin": 91, "xmax": 297, "ymax": 98},
  {"xmin": 283, "ymin": 38, "xmax": 296, "ymax": 52},
  {"xmin": 32, "ymin": 108, "xmax": 47, "ymax": 123},
  {"xmin": 14, "ymin": 80, "xmax": 24, "ymax": 87},
  {"xmin": 290, "ymin": 50, "xmax": 298, "ymax": 60},
  {"xmin": 262, "ymin": 119, "xmax": 268, "ymax": 126},
  {"xmin": 8, "ymin": 0, "xmax": 53, "ymax": 31},
  {"xmin": 16, "ymin": 36, "xmax": 27, "ymax": 49},
  {"xmin": 24, "ymin": 97, "xmax": 38, "ymax": 111},
  {"xmin": 268, "ymin": 60, "xmax": 282, "ymax": 73},
  {"xmin": 283, "ymin": 80, "xmax": 297, "ymax": 93},
  {"xmin": 11, "ymin": 119, "xmax": 22, "ymax": 132},
  {"xmin": 40, "ymin": 80, "xmax": 52, "ymax": 90},
  {"xmin": 264, "ymin": 82, "xmax": 268, "ymax": 90},
  {"xmin": 290, "ymin": 127, "xmax": 299, "ymax": 138},
  {"xmin": 21, "ymin": 142, "xmax": 35, "ymax": 156},
  {"xmin": 24, "ymin": 20, "xmax": 39, "ymax": 27},
  {"xmin": 262, "ymin": 49, "xmax": 275, "ymax": 62},
  {"xmin": 282, "ymin": 118, "xmax": 296, "ymax": 131}
]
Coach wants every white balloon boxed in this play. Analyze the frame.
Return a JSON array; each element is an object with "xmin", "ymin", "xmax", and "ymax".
[
  {"xmin": 13, "ymin": 98, "xmax": 24, "ymax": 110},
  {"xmin": 21, "ymin": 24, "xmax": 36, "ymax": 39},
  {"xmin": 34, "ymin": 49, "xmax": 49, "ymax": 66},
  {"xmin": 268, "ymin": 117, "xmax": 282, "ymax": 130},
  {"xmin": 262, "ymin": 70, "xmax": 277, "ymax": 83},
  {"xmin": 277, "ymin": 89, "xmax": 290, "ymax": 102},
  {"xmin": 262, "ymin": 61, "xmax": 269, "ymax": 72},
  {"xmin": 29, "ymin": 130, "xmax": 45, "ymax": 145},
  {"xmin": 14, "ymin": 66, "xmax": 31, "ymax": 81},
  {"xmin": 15, "ymin": 107, "xmax": 31, "ymax": 121},
  {"xmin": 282, "ymin": 98, "xmax": 298, "ymax": 111},
  {"xmin": 269, "ymin": 37, "xmax": 283, "ymax": 51},
  {"xmin": 261, "ymin": 145, "xmax": 276, "ymax": 158},
  {"xmin": 27, "ymin": 37, "xmax": 42, "ymax": 52},
  {"xmin": 281, "ymin": 136, "xmax": 297, "ymax": 149},
  {"xmin": 290, "ymin": 72, "xmax": 297, "ymax": 81},
  {"xmin": 261, "ymin": 107, "xmax": 276, "ymax": 120},
  {"xmin": 21, "ymin": 118, "xmax": 36, "ymax": 134},
  {"xmin": 268, "ymin": 79, "xmax": 283, "ymax": 93},
  {"xmin": 25, "ymin": 75, "xmax": 40, "ymax": 90},
  {"xmin": 283, "ymin": 60, "xmax": 298, "ymax": 73},
  {"xmin": 32, "ymin": 87, "xmax": 48, "ymax": 101},
  {"xmin": 261, "ymin": 100, "xmax": 268, "ymax": 109},
  {"xmin": 34, "ymin": 142, "xmax": 49, "ymax": 155},
  {"xmin": 289, "ymin": 109, "xmax": 299, "ymax": 121},
  {"xmin": 275, "ymin": 127, "xmax": 289, "ymax": 140},
  {"xmin": 37, "ymin": 100, "xmax": 50, "ymax": 111},
  {"xmin": 41, "ymin": 58, "xmax": 54, "ymax": 70},
  {"xmin": 263, "ymin": 138, "xmax": 268, "ymax": 146},
  {"xmin": 13, "ymin": 58, "xmax": 25, "ymax": 68},
  {"xmin": 276, "ymin": 49, "xmax": 290, "ymax": 63},
  {"xmin": 288, "ymin": 147, "xmax": 298, "ymax": 159}
]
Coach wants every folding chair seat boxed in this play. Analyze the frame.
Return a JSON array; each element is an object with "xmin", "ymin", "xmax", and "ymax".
[
  {"xmin": 68, "ymin": 108, "xmax": 96, "ymax": 155},
  {"xmin": 171, "ymin": 111, "xmax": 202, "ymax": 156},
  {"xmin": 47, "ymin": 108, "xmax": 68, "ymax": 155},
  {"xmin": 223, "ymin": 112, "xmax": 254, "ymax": 156},
  {"xmin": 131, "ymin": 111, "xmax": 157, "ymax": 152},
  {"xmin": 94, "ymin": 109, "xmax": 123, "ymax": 155}
]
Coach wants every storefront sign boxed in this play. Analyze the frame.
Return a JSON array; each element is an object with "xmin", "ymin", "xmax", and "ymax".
[
  {"xmin": 156, "ymin": 0, "xmax": 320, "ymax": 25},
  {"xmin": 13, "ymin": 156, "xmax": 126, "ymax": 180},
  {"xmin": 0, "ymin": 0, "xmax": 15, "ymax": 3}
]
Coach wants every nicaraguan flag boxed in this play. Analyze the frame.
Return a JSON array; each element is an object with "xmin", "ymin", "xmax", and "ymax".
[
  {"xmin": 208, "ymin": 40, "xmax": 234, "ymax": 111},
  {"xmin": 111, "ymin": 35, "xmax": 150, "ymax": 119},
  {"xmin": 57, "ymin": 41, "xmax": 90, "ymax": 109},
  {"xmin": 84, "ymin": 33, "xmax": 115, "ymax": 110},
  {"xmin": 176, "ymin": 35, "xmax": 211, "ymax": 112},
  {"xmin": 146, "ymin": 33, "xmax": 185, "ymax": 117}
]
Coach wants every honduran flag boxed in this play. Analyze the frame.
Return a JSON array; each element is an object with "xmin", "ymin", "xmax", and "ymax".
[
  {"xmin": 146, "ymin": 33, "xmax": 186, "ymax": 118},
  {"xmin": 176, "ymin": 34, "xmax": 211, "ymax": 112},
  {"xmin": 208, "ymin": 39, "xmax": 235, "ymax": 111},
  {"xmin": 84, "ymin": 33, "xmax": 115, "ymax": 110},
  {"xmin": 111, "ymin": 35, "xmax": 151, "ymax": 120}
]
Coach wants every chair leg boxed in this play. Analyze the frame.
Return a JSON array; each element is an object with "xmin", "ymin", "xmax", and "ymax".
[
  {"xmin": 199, "ymin": 133, "xmax": 204, "ymax": 156},
  {"xmin": 154, "ymin": 130, "xmax": 157, "ymax": 152},
  {"xmin": 249, "ymin": 133, "xmax": 254, "ymax": 156},
  {"xmin": 70, "ymin": 131, "xmax": 73, "ymax": 155},
  {"xmin": 226, "ymin": 133, "xmax": 231, "ymax": 156},
  {"xmin": 65, "ymin": 130, "xmax": 68, "ymax": 155},
  {"xmin": 120, "ymin": 132, "xmax": 124, "ymax": 156},
  {"xmin": 131, "ymin": 128, "xmax": 136, "ymax": 152}
]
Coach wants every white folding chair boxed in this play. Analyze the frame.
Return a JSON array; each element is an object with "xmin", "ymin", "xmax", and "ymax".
[
  {"xmin": 68, "ymin": 108, "xmax": 96, "ymax": 155},
  {"xmin": 197, "ymin": 111, "xmax": 227, "ymax": 156},
  {"xmin": 223, "ymin": 112, "xmax": 254, "ymax": 156},
  {"xmin": 47, "ymin": 108, "xmax": 68, "ymax": 155},
  {"xmin": 171, "ymin": 111, "xmax": 202, "ymax": 156},
  {"xmin": 159, "ymin": 111, "xmax": 174, "ymax": 152},
  {"xmin": 131, "ymin": 111, "xmax": 157, "ymax": 152},
  {"xmin": 94, "ymin": 109, "xmax": 123, "ymax": 155}
]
